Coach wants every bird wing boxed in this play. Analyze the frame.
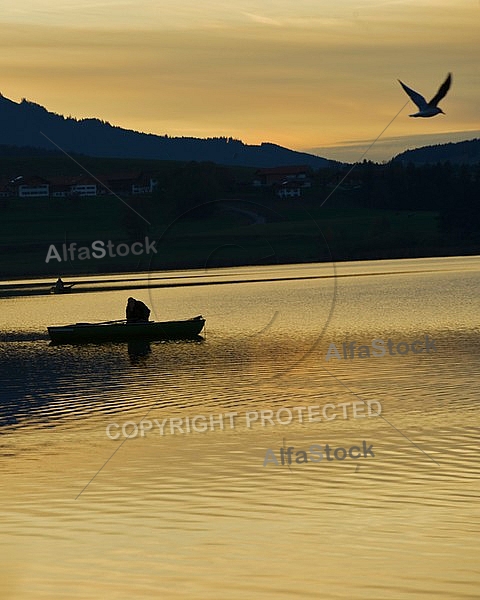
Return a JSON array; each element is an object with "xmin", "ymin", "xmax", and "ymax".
[
  {"xmin": 428, "ymin": 73, "xmax": 452, "ymax": 107},
  {"xmin": 398, "ymin": 80, "xmax": 428, "ymax": 110}
]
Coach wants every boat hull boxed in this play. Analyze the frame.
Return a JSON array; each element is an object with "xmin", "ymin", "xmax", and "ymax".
[
  {"xmin": 50, "ymin": 285, "xmax": 74, "ymax": 294},
  {"xmin": 48, "ymin": 317, "xmax": 205, "ymax": 344}
]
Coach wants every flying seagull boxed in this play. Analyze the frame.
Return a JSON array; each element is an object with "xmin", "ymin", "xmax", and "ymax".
[{"xmin": 398, "ymin": 73, "xmax": 452, "ymax": 117}]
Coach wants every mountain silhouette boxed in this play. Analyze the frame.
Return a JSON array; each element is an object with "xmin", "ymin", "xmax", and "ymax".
[
  {"xmin": 394, "ymin": 138, "xmax": 480, "ymax": 165},
  {"xmin": 0, "ymin": 94, "xmax": 334, "ymax": 168}
]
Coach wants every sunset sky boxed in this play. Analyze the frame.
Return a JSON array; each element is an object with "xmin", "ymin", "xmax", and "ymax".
[{"xmin": 1, "ymin": 0, "xmax": 478, "ymax": 161}]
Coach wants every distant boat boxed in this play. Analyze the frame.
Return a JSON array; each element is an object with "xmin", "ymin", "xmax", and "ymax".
[
  {"xmin": 48, "ymin": 316, "xmax": 205, "ymax": 344},
  {"xmin": 49, "ymin": 283, "xmax": 75, "ymax": 294}
]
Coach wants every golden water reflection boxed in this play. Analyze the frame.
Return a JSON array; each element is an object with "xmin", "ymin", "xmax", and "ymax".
[{"xmin": 1, "ymin": 257, "xmax": 479, "ymax": 599}]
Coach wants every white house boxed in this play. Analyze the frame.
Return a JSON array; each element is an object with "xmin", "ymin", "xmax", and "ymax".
[{"xmin": 14, "ymin": 176, "xmax": 50, "ymax": 198}]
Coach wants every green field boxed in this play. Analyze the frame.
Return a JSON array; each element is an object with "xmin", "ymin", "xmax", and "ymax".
[{"xmin": 0, "ymin": 192, "xmax": 443, "ymax": 278}]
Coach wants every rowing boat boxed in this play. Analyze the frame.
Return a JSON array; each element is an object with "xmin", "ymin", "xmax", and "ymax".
[
  {"xmin": 48, "ymin": 316, "xmax": 205, "ymax": 344},
  {"xmin": 50, "ymin": 284, "xmax": 75, "ymax": 294}
]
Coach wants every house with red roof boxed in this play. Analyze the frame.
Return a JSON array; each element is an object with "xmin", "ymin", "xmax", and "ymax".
[
  {"xmin": 253, "ymin": 165, "xmax": 312, "ymax": 198},
  {"xmin": 12, "ymin": 175, "xmax": 50, "ymax": 198}
]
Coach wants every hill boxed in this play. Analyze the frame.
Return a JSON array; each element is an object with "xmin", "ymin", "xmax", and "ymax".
[
  {"xmin": 0, "ymin": 94, "xmax": 334, "ymax": 169},
  {"xmin": 393, "ymin": 138, "xmax": 480, "ymax": 165}
]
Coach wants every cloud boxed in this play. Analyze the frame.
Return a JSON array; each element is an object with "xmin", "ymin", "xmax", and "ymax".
[
  {"xmin": 242, "ymin": 12, "xmax": 283, "ymax": 26},
  {"xmin": 308, "ymin": 130, "xmax": 480, "ymax": 163}
]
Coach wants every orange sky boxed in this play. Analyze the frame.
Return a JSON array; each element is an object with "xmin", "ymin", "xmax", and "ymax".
[{"xmin": 0, "ymin": 0, "xmax": 478, "ymax": 161}]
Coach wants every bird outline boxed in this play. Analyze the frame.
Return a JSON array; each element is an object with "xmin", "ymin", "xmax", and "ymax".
[{"xmin": 398, "ymin": 73, "xmax": 452, "ymax": 118}]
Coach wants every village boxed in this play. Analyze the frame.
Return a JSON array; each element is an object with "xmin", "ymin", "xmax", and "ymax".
[
  {"xmin": 0, "ymin": 172, "xmax": 159, "ymax": 198},
  {"xmin": 0, "ymin": 165, "xmax": 320, "ymax": 199}
]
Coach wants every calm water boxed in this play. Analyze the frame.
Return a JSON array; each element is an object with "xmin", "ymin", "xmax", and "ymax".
[{"xmin": 1, "ymin": 256, "xmax": 479, "ymax": 599}]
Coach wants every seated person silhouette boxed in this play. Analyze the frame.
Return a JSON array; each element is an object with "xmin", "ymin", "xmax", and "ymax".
[{"xmin": 126, "ymin": 297, "xmax": 151, "ymax": 323}]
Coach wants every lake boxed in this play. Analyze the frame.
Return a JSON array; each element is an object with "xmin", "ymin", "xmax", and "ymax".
[{"xmin": 1, "ymin": 256, "xmax": 479, "ymax": 599}]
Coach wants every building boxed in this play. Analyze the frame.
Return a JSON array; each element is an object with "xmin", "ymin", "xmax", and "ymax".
[
  {"xmin": 49, "ymin": 175, "xmax": 99, "ymax": 197},
  {"xmin": 275, "ymin": 181, "xmax": 302, "ymax": 198},
  {"xmin": 13, "ymin": 175, "xmax": 50, "ymax": 198},
  {"xmin": 132, "ymin": 173, "xmax": 158, "ymax": 195},
  {"xmin": 253, "ymin": 166, "xmax": 312, "ymax": 198},
  {"xmin": 103, "ymin": 172, "xmax": 158, "ymax": 196},
  {"xmin": 253, "ymin": 165, "xmax": 312, "ymax": 188},
  {"xmin": 70, "ymin": 176, "xmax": 98, "ymax": 197}
]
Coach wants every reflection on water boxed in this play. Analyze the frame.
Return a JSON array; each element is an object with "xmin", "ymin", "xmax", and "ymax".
[
  {"xmin": 1, "ymin": 257, "xmax": 480, "ymax": 599},
  {"xmin": 127, "ymin": 340, "xmax": 152, "ymax": 364}
]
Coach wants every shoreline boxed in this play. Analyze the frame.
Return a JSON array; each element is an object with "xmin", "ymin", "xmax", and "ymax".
[{"xmin": 1, "ymin": 253, "xmax": 478, "ymax": 298}]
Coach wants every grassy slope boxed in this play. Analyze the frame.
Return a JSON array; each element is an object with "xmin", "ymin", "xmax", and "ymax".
[{"xmin": 0, "ymin": 194, "xmax": 441, "ymax": 278}]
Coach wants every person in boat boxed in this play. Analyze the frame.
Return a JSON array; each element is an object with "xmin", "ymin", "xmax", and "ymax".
[
  {"xmin": 55, "ymin": 277, "xmax": 65, "ymax": 292},
  {"xmin": 126, "ymin": 297, "xmax": 151, "ymax": 323}
]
